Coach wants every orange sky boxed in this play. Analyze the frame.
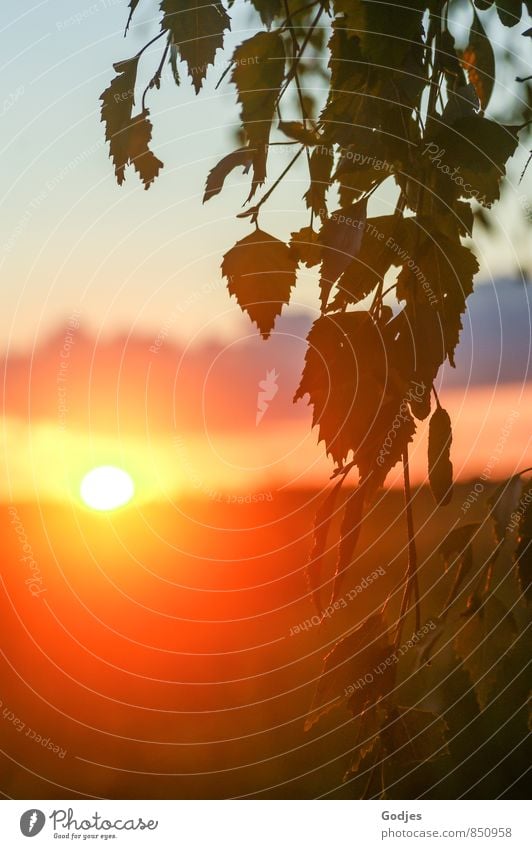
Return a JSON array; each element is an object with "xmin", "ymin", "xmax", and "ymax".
[{"xmin": 1, "ymin": 313, "xmax": 530, "ymax": 503}]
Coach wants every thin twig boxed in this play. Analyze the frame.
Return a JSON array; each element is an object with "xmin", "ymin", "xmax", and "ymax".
[
  {"xmin": 395, "ymin": 448, "xmax": 420, "ymax": 647},
  {"xmin": 279, "ymin": 0, "xmax": 320, "ymax": 28},
  {"xmin": 274, "ymin": 5, "xmax": 324, "ymax": 111},
  {"xmin": 134, "ymin": 30, "xmax": 166, "ymax": 61},
  {"xmin": 283, "ymin": 0, "xmax": 313, "ymax": 176},
  {"xmin": 237, "ymin": 145, "xmax": 305, "ymax": 220}
]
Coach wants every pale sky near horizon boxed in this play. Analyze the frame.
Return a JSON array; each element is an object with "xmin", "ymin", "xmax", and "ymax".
[{"xmin": 1, "ymin": 0, "xmax": 531, "ymax": 358}]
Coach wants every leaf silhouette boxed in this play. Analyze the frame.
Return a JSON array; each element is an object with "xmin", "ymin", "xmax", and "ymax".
[
  {"xmin": 126, "ymin": 111, "xmax": 164, "ymax": 189},
  {"xmin": 396, "ymin": 223, "xmax": 479, "ymax": 368},
  {"xmin": 487, "ymin": 475, "xmax": 523, "ymax": 543},
  {"xmin": 393, "ymin": 303, "xmax": 444, "ymax": 420},
  {"xmin": 331, "ymin": 215, "xmax": 402, "ymax": 311},
  {"xmin": 514, "ymin": 482, "xmax": 532, "ymax": 605},
  {"xmin": 306, "ymin": 479, "xmax": 345, "ymax": 613},
  {"xmin": 246, "ymin": 0, "xmax": 282, "ymax": 27},
  {"xmin": 305, "ymin": 613, "xmax": 393, "ymax": 731},
  {"xmin": 100, "ymin": 60, "xmax": 162, "ymax": 189},
  {"xmin": 344, "ymin": 703, "xmax": 386, "ymax": 779},
  {"xmin": 100, "ymin": 56, "xmax": 140, "ymax": 186},
  {"xmin": 439, "ymin": 523, "xmax": 480, "ymax": 609},
  {"xmin": 221, "ymin": 229, "xmax": 297, "ymax": 339},
  {"xmin": 278, "ymin": 121, "xmax": 319, "ymax": 146},
  {"xmin": 203, "ymin": 148, "xmax": 252, "ymax": 202},
  {"xmin": 381, "ymin": 706, "xmax": 449, "ymax": 767},
  {"xmin": 332, "ymin": 482, "xmax": 367, "ymax": 603},
  {"xmin": 439, "ymin": 523, "xmax": 481, "ymax": 568},
  {"xmin": 161, "ymin": 0, "xmax": 231, "ymax": 94},
  {"xmin": 304, "ymin": 145, "xmax": 334, "ymax": 217},
  {"xmin": 462, "ymin": 11, "xmax": 495, "ymax": 110},
  {"xmin": 125, "ymin": 0, "xmax": 141, "ymax": 34},
  {"xmin": 334, "ymin": 0, "xmax": 423, "ymax": 71},
  {"xmin": 441, "ymin": 82, "xmax": 480, "ymax": 127},
  {"xmin": 289, "ymin": 226, "xmax": 321, "ymax": 268},
  {"xmin": 332, "ymin": 128, "xmax": 397, "ymax": 206},
  {"xmin": 430, "ymin": 117, "xmax": 519, "ymax": 206},
  {"xmin": 428, "ymin": 406, "xmax": 454, "ymax": 506},
  {"xmin": 295, "ymin": 311, "xmax": 415, "ymax": 478},
  {"xmin": 231, "ymin": 31, "xmax": 285, "ymax": 195},
  {"xmin": 454, "ymin": 596, "xmax": 518, "ymax": 709},
  {"xmin": 318, "ymin": 199, "xmax": 368, "ymax": 309}
]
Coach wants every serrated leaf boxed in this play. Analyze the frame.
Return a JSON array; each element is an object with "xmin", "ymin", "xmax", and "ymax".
[
  {"xmin": 203, "ymin": 148, "xmax": 252, "ymax": 202},
  {"xmin": 231, "ymin": 31, "xmax": 285, "ymax": 195},
  {"xmin": 319, "ymin": 198, "xmax": 368, "ymax": 309},
  {"xmin": 344, "ymin": 704, "xmax": 386, "ymax": 779},
  {"xmin": 221, "ymin": 229, "xmax": 297, "ymax": 338},
  {"xmin": 428, "ymin": 406, "xmax": 454, "ymax": 506},
  {"xmin": 454, "ymin": 596, "xmax": 518, "ymax": 709},
  {"xmin": 462, "ymin": 11, "xmax": 495, "ymax": 110},
  {"xmin": 381, "ymin": 706, "xmax": 449, "ymax": 767},
  {"xmin": 392, "ymin": 303, "xmax": 444, "ymax": 421},
  {"xmin": 289, "ymin": 226, "xmax": 321, "ymax": 267},
  {"xmin": 126, "ymin": 110, "xmax": 164, "ymax": 189},
  {"xmin": 161, "ymin": 0, "xmax": 231, "ymax": 94},
  {"xmin": 100, "ymin": 60, "xmax": 163, "ymax": 189},
  {"xmin": 304, "ymin": 145, "xmax": 334, "ymax": 217},
  {"xmin": 125, "ymin": 0, "xmax": 141, "ymax": 34},
  {"xmin": 305, "ymin": 613, "xmax": 393, "ymax": 731},
  {"xmin": 246, "ymin": 0, "xmax": 282, "ymax": 27},
  {"xmin": 396, "ymin": 223, "xmax": 479, "ymax": 368},
  {"xmin": 100, "ymin": 55, "xmax": 140, "ymax": 185},
  {"xmin": 295, "ymin": 311, "xmax": 416, "ymax": 483}
]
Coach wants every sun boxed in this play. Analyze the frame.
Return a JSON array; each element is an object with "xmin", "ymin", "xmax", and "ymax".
[{"xmin": 80, "ymin": 466, "xmax": 135, "ymax": 511}]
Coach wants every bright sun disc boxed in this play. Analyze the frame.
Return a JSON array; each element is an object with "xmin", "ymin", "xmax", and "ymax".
[{"xmin": 80, "ymin": 466, "xmax": 135, "ymax": 511}]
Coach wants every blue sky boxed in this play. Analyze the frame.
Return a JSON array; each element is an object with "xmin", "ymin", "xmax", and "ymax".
[{"xmin": 1, "ymin": 0, "xmax": 531, "ymax": 354}]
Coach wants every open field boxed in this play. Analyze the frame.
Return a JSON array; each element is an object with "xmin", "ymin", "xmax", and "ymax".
[{"xmin": 0, "ymin": 485, "xmax": 529, "ymax": 799}]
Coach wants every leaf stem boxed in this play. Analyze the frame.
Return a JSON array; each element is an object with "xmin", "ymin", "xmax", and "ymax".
[
  {"xmin": 134, "ymin": 30, "xmax": 166, "ymax": 61},
  {"xmin": 395, "ymin": 448, "xmax": 420, "ymax": 647},
  {"xmin": 141, "ymin": 35, "xmax": 171, "ymax": 112}
]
